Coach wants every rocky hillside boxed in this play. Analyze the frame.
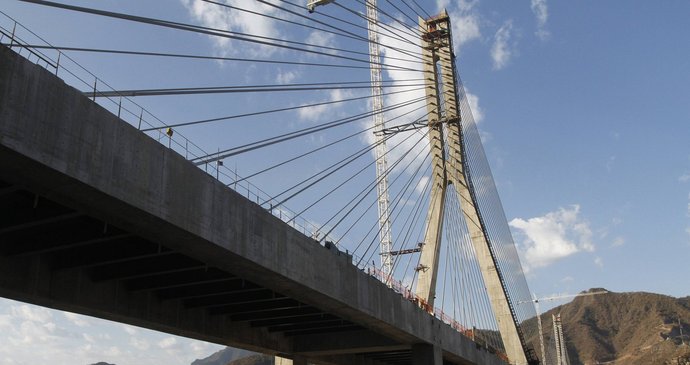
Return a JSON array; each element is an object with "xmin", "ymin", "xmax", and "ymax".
[
  {"xmin": 191, "ymin": 347, "xmax": 256, "ymax": 365},
  {"xmin": 531, "ymin": 288, "xmax": 690, "ymax": 365},
  {"xmin": 226, "ymin": 354, "xmax": 274, "ymax": 365}
]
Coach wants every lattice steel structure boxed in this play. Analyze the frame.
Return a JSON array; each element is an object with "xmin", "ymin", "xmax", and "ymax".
[{"xmin": 365, "ymin": 0, "xmax": 394, "ymax": 281}]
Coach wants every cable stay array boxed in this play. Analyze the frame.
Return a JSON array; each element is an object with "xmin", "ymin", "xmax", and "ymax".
[{"xmin": 4, "ymin": 1, "xmax": 550, "ymax": 363}]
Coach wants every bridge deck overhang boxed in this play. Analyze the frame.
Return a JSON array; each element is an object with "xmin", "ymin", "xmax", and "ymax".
[{"xmin": 0, "ymin": 45, "xmax": 506, "ymax": 365}]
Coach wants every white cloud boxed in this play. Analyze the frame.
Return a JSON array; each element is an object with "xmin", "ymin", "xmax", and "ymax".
[
  {"xmin": 189, "ymin": 340, "xmax": 216, "ymax": 358},
  {"xmin": 0, "ymin": 314, "xmax": 12, "ymax": 328},
  {"xmin": 491, "ymin": 20, "xmax": 514, "ymax": 70},
  {"xmin": 679, "ymin": 173, "xmax": 690, "ymax": 183},
  {"xmin": 180, "ymin": 0, "xmax": 282, "ymax": 57},
  {"xmin": 158, "ymin": 336, "xmax": 178, "ymax": 349},
  {"xmin": 612, "ymin": 236, "xmax": 625, "ymax": 247},
  {"xmin": 458, "ymin": 86, "xmax": 488, "ymax": 141},
  {"xmin": 464, "ymin": 90, "xmax": 483, "ymax": 124},
  {"xmin": 560, "ymin": 276, "xmax": 574, "ymax": 283},
  {"xmin": 12, "ymin": 305, "xmax": 52, "ymax": 323},
  {"xmin": 510, "ymin": 205, "xmax": 595, "ymax": 270},
  {"xmin": 594, "ymin": 256, "xmax": 604, "ymax": 268},
  {"xmin": 103, "ymin": 346, "xmax": 121, "ymax": 357},
  {"xmin": 305, "ymin": 30, "xmax": 337, "ymax": 55},
  {"xmin": 122, "ymin": 324, "xmax": 137, "ymax": 335},
  {"xmin": 436, "ymin": 0, "xmax": 451, "ymax": 10},
  {"xmin": 437, "ymin": 0, "xmax": 482, "ymax": 53},
  {"xmin": 131, "ymin": 336, "xmax": 151, "ymax": 350},
  {"xmin": 275, "ymin": 69, "xmax": 298, "ymax": 84},
  {"xmin": 530, "ymin": 0, "xmax": 550, "ymax": 40},
  {"xmin": 297, "ymin": 89, "xmax": 354, "ymax": 122},
  {"xmin": 606, "ymin": 156, "xmax": 616, "ymax": 172},
  {"xmin": 0, "ymin": 299, "xmax": 226, "ymax": 365},
  {"xmin": 63, "ymin": 312, "xmax": 89, "ymax": 327},
  {"xmin": 416, "ymin": 175, "xmax": 430, "ymax": 194},
  {"xmin": 452, "ymin": 13, "xmax": 481, "ymax": 51}
]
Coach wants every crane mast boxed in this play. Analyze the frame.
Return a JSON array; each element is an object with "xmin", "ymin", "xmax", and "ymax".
[
  {"xmin": 306, "ymin": 0, "xmax": 392, "ymax": 282},
  {"xmin": 365, "ymin": 0, "xmax": 393, "ymax": 280},
  {"xmin": 552, "ymin": 313, "xmax": 569, "ymax": 365}
]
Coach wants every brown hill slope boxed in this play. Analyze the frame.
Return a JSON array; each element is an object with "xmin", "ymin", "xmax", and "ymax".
[
  {"xmin": 226, "ymin": 354, "xmax": 274, "ymax": 365},
  {"xmin": 532, "ymin": 288, "xmax": 690, "ymax": 365},
  {"xmin": 191, "ymin": 347, "xmax": 255, "ymax": 365}
]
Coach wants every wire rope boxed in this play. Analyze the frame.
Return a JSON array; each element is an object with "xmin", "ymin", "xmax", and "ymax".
[
  {"xmin": 244, "ymin": 0, "xmax": 426, "ymax": 62},
  {"xmin": 5, "ymin": 44, "xmax": 410, "ymax": 71},
  {"xmin": 89, "ymin": 80, "xmax": 426, "ymax": 97},
  {"xmin": 188, "ymin": 94, "xmax": 426, "ymax": 164},
  {"xmin": 145, "ymin": 87, "xmax": 425, "ymax": 133},
  {"xmin": 19, "ymin": 0, "xmax": 425, "ymax": 69}
]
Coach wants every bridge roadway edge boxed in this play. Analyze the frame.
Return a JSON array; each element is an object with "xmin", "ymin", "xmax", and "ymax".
[{"xmin": 0, "ymin": 46, "xmax": 506, "ymax": 365}]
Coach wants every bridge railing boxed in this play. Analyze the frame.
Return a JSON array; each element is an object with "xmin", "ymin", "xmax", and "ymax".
[
  {"xmin": 0, "ymin": 11, "xmax": 338, "ymax": 247},
  {"xmin": 359, "ymin": 259, "xmax": 509, "ymax": 361}
]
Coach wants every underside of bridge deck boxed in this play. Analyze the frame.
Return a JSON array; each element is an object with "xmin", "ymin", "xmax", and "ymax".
[{"xmin": 0, "ymin": 177, "xmax": 416, "ymax": 364}]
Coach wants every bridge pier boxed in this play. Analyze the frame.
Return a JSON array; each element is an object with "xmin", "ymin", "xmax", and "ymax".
[
  {"xmin": 276, "ymin": 356, "xmax": 292, "ymax": 365},
  {"xmin": 276, "ymin": 355, "xmax": 307, "ymax": 365},
  {"xmin": 412, "ymin": 344, "xmax": 442, "ymax": 365}
]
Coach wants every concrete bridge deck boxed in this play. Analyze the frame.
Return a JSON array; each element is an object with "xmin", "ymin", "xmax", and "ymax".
[{"xmin": 0, "ymin": 45, "xmax": 506, "ymax": 365}]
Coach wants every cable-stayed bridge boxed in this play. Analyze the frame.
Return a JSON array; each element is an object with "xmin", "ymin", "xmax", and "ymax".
[{"xmin": 0, "ymin": 2, "xmax": 545, "ymax": 364}]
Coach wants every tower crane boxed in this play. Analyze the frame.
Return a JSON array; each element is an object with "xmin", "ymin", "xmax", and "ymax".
[
  {"xmin": 306, "ymin": 0, "xmax": 393, "ymax": 281},
  {"xmin": 552, "ymin": 313, "xmax": 568, "ymax": 365},
  {"xmin": 518, "ymin": 290, "xmax": 609, "ymax": 365},
  {"xmin": 363, "ymin": 0, "xmax": 394, "ymax": 283}
]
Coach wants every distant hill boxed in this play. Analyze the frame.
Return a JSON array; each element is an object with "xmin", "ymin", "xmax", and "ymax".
[
  {"xmin": 226, "ymin": 354, "xmax": 274, "ymax": 365},
  {"xmin": 528, "ymin": 288, "xmax": 690, "ymax": 365},
  {"xmin": 191, "ymin": 347, "xmax": 256, "ymax": 365}
]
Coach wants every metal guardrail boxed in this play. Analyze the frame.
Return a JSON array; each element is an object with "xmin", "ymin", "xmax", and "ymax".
[{"xmin": 357, "ymin": 255, "xmax": 508, "ymax": 361}]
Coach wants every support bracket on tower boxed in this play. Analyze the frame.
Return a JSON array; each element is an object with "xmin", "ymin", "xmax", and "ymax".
[{"xmin": 374, "ymin": 120, "xmax": 427, "ymax": 136}]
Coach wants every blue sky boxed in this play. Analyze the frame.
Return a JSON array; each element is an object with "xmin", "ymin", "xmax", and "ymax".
[{"xmin": 1, "ymin": 0, "xmax": 689, "ymax": 364}]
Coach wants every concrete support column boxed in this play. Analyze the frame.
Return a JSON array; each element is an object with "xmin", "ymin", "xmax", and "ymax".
[
  {"xmin": 412, "ymin": 344, "xmax": 442, "ymax": 365},
  {"xmin": 275, "ymin": 356, "xmax": 292, "ymax": 365},
  {"xmin": 275, "ymin": 355, "xmax": 307, "ymax": 365}
]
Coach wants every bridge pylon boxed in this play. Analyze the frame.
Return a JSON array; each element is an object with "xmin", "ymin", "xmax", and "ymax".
[{"xmin": 415, "ymin": 11, "xmax": 533, "ymax": 365}]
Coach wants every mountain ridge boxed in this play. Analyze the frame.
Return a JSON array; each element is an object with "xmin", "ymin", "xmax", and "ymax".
[{"xmin": 532, "ymin": 288, "xmax": 690, "ymax": 365}]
